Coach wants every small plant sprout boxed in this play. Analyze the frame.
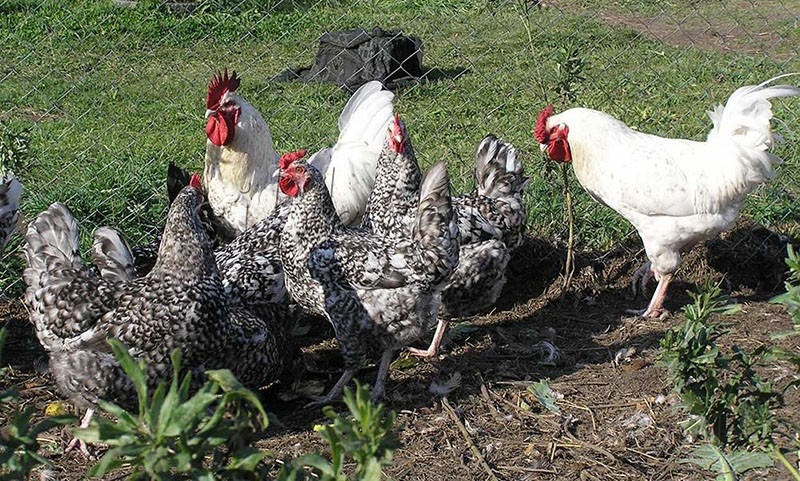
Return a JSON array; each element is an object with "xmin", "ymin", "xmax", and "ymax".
[{"xmin": 278, "ymin": 382, "xmax": 400, "ymax": 481}]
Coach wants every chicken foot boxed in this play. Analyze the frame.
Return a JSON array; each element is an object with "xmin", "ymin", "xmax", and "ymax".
[
  {"xmin": 407, "ymin": 319, "xmax": 449, "ymax": 358},
  {"xmin": 370, "ymin": 349, "xmax": 395, "ymax": 403},
  {"xmin": 626, "ymin": 273, "xmax": 673, "ymax": 318},
  {"xmin": 304, "ymin": 370, "xmax": 356, "ymax": 409},
  {"xmin": 65, "ymin": 407, "xmax": 95, "ymax": 458},
  {"xmin": 642, "ymin": 273, "xmax": 673, "ymax": 318}
]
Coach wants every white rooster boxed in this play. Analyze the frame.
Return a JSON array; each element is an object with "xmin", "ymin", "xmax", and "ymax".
[
  {"xmin": 536, "ymin": 75, "xmax": 800, "ymax": 317},
  {"xmin": 204, "ymin": 69, "xmax": 394, "ymax": 234}
]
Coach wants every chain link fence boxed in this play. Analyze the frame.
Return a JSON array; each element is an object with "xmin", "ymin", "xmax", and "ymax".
[{"xmin": 1, "ymin": 0, "xmax": 799, "ymax": 298}]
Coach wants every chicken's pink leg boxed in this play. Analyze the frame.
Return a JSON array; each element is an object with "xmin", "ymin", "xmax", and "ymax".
[
  {"xmin": 304, "ymin": 370, "xmax": 356, "ymax": 408},
  {"xmin": 641, "ymin": 273, "xmax": 673, "ymax": 318},
  {"xmin": 370, "ymin": 349, "xmax": 395, "ymax": 403},
  {"xmin": 65, "ymin": 407, "xmax": 95, "ymax": 457},
  {"xmin": 407, "ymin": 319, "xmax": 449, "ymax": 358}
]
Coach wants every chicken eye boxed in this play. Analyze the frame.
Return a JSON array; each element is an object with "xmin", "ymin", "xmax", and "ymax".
[{"xmin": 294, "ymin": 166, "xmax": 305, "ymax": 174}]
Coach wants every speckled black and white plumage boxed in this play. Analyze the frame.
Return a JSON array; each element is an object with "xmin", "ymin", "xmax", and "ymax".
[
  {"xmin": 279, "ymin": 157, "xmax": 458, "ymax": 399},
  {"xmin": 441, "ymin": 135, "xmax": 529, "ymax": 318},
  {"xmin": 24, "ymin": 187, "xmax": 225, "ymax": 409},
  {"xmin": 23, "ymin": 185, "xmax": 291, "ymax": 413},
  {"xmin": 0, "ymin": 174, "xmax": 22, "ymax": 255},
  {"xmin": 360, "ymin": 116, "xmax": 421, "ymax": 240},
  {"xmin": 215, "ymin": 203, "xmax": 290, "ymax": 307},
  {"xmin": 361, "ymin": 125, "xmax": 528, "ymax": 319}
]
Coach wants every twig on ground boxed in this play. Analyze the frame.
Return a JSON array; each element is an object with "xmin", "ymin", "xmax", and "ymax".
[{"xmin": 442, "ymin": 397, "xmax": 499, "ymax": 481}]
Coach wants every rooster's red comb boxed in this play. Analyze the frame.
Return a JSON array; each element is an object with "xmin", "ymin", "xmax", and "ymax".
[
  {"xmin": 206, "ymin": 68, "xmax": 241, "ymax": 110},
  {"xmin": 189, "ymin": 172, "xmax": 202, "ymax": 189},
  {"xmin": 279, "ymin": 149, "xmax": 308, "ymax": 170},
  {"xmin": 534, "ymin": 105, "xmax": 554, "ymax": 143}
]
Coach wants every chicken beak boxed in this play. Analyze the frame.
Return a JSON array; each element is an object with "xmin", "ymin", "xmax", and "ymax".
[
  {"xmin": 539, "ymin": 143, "xmax": 547, "ymax": 152},
  {"xmin": 204, "ymin": 109, "xmax": 215, "ymax": 119},
  {"xmin": 272, "ymin": 167, "xmax": 282, "ymax": 179}
]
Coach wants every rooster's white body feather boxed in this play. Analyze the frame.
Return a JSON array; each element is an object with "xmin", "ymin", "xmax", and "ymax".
[
  {"xmin": 205, "ymin": 78, "xmax": 394, "ymax": 233},
  {"xmin": 541, "ymin": 75, "xmax": 799, "ymax": 314}
]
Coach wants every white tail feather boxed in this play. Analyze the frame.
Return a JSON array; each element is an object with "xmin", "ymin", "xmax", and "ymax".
[
  {"xmin": 706, "ymin": 74, "xmax": 800, "ymax": 184},
  {"xmin": 313, "ymin": 81, "xmax": 395, "ymax": 224}
]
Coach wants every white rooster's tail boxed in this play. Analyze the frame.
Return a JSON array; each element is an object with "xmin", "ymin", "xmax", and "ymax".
[
  {"xmin": 92, "ymin": 227, "xmax": 135, "ymax": 283},
  {"xmin": 23, "ymin": 203, "xmax": 82, "ymax": 311},
  {"xmin": 706, "ymin": 74, "xmax": 800, "ymax": 186},
  {"xmin": 310, "ymin": 81, "xmax": 395, "ymax": 225},
  {"xmin": 414, "ymin": 161, "xmax": 460, "ymax": 286},
  {"xmin": 0, "ymin": 175, "xmax": 22, "ymax": 255}
]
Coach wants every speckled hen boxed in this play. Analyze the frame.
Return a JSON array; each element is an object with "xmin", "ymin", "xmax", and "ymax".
[
  {"xmin": 23, "ymin": 177, "xmax": 292, "ymax": 454},
  {"xmin": 0, "ymin": 174, "xmax": 22, "ymax": 255},
  {"xmin": 279, "ymin": 151, "xmax": 459, "ymax": 403},
  {"xmin": 362, "ymin": 116, "xmax": 529, "ymax": 357}
]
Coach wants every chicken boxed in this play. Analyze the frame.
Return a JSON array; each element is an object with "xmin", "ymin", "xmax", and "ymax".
[
  {"xmin": 364, "ymin": 116, "xmax": 529, "ymax": 357},
  {"xmin": 536, "ymin": 75, "xmax": 800, "ymax": 317},
  {"xmin": 278, "ymin": 150, "xmax": 459, "ymax": 403},
  {"xmin": 23, "ymin": 176, "xmax": 291, "ymax": 454},
  {"xmin": 204, "ymin": 69, "xmax": 394, "ymax": 234},
  {"xmin": 0, "ymin": 174, "xmax": 22, "ymax": 255},
  {"xmin": 432, "ymin": 135, "xmax": 529, "ymax": 353}
]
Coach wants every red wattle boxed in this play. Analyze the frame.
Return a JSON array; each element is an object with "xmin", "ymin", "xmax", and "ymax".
[
  {"xmin": 206, "ymin": 111, "xmax": 235, "ymax": 146},
  {"xmin": 279, "ymin": 175, "xmax": 299, "ymax": 197},
  {"xmin": 549, "ymin": 137, "xmax": 572, "ymax": 163}
]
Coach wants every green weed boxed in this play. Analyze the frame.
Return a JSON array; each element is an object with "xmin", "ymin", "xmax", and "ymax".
[
  {"xmin": 77, "ymin": 339, "xmax": 271, "ymax": 480},
  {"xmin": 660, "ymin": 281, "xmax": 799, "ymax": 480},
  {"xmin": 279, "ymin": 382, "xmax": 400, "ymax": 481},
  {"xmin": 771, "ymin": 244, "xmax": 800, "ymax": 329}
]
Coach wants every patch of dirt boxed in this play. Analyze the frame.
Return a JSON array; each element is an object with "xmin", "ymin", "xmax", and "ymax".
[
  {"xmin": 547, "ymin": 0, "xmax": 799, "ymax": 62},
  {"xmin": 2, "ymin": 218, "xmax": 800, "ymax": 480},
  {"xmin": 0, "ymin": 106, "xmax": 64, "ymax": 123}
]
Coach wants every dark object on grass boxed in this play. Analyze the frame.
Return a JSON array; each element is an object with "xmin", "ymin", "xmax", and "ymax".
[{"xmin": 274, "ymin": 27, "xmax": 424, "ymax": 91}]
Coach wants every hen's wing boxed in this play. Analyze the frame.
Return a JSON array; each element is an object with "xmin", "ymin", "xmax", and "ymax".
[
  {"xmin": 215, "ymin": 204, "xmax": 289, "ymax": 306},
  {"xmin": 309, "ymin": 161, "xmax": 458, "ymax": 291}
]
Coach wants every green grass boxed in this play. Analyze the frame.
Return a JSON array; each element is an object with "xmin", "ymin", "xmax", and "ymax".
[{"xmin": 1, "ymin": 0, "xmax": 799, "ymax": 293}]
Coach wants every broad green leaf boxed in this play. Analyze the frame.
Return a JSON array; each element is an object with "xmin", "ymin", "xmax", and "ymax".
[
  {"xmin": 107, "ymin": 339, "xmax": 148, "ymax": 414},
  {"xmin": 225, "ymin": 447, "xmax": 266, "ymax": 471},
  {"xmin": 527, "ymin": 379, "xmax": 561, "ymax": 414}
]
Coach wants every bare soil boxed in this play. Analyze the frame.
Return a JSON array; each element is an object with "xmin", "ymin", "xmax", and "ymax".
[
  {"xmin": 2, "ymin": 218, "xmax": 799, "ymax": 480},
  {"xmin": 548, "ymin": 0, "xmax": 800, "ymax": 62}
]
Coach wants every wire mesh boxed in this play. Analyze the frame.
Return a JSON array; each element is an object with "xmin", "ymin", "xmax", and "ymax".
[{"xmin": 1, "ymin": 0, "xmax": 799, "ymax": 299}]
